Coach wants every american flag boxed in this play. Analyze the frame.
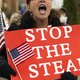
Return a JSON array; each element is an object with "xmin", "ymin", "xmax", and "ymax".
[
  {"xmin": 0, "ymin": 12, "xmax": 5, "ymax": 50},
  {"xmin": 8, "ymin": 42, "xmax": 34, "ymax": 65}
]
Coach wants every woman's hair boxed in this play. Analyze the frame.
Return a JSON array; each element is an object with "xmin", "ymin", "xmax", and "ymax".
[
  {"xmin": 50, "ymin": 9, "xmax": 60, "ymax": 18},
  {"xmin": 21, "ymin": 11, "xmax": 36, "ymax": 29},
  {"xmin": 21, "ymin": 9, "xmax": 61, "ymax": 29},
  {"xmin": 48, "ymin": 9, "xmax": 62, "ymax": 26},
  {"xmin": 58, "ymin": 7, "xmax": 67, "ymax": 16},
  {"xmin": 26, "ymin": 0, "xmax": 31, "ymax": 4},
  {"xmin": 10, "ymin": 12, "xmax": 21, "ymax": 25}
]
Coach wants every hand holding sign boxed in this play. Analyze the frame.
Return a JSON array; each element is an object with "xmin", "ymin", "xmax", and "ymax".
[
  {"xmin": 0, "ymin": 58, "xmax": 16, "ymax": 79},
  {"xmin": 59, "ymin": 71, "xmax": 78, "ymax": 80},
  {"xmin": 5, "ymin": 25, "xmax": 80, "ymax": 80}
]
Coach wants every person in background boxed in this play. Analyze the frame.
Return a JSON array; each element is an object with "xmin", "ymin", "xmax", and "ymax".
[
  {"xmin": 19, "ymin": 4, "xmax": 26, "ymax": 15},
  {"xmin": 49, "ymin": 9, "xmax": 62, "ymax": 27},
  {"xmin": 58, "ymin": 7, "xmax": 69, "ymax": 26},
  {"xmin": 0, "ymin": 12, "xmax": 22, "ymax": 80},
  {"xmin": 0, "ymin": 0, "xmax": 78, "ymax": 80},
  {"xmin": 8, "ymin": 12, "xmax": 22, "ymax": 31}
]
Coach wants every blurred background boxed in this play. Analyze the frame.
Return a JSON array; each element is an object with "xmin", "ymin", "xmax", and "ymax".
[
  {"xmin": 1, "ymin": 0, "xmax": 80, "ymax": 80},
  {"xmin": 1, "ymin": 0, "xmax": 80, "ymax": 25}
]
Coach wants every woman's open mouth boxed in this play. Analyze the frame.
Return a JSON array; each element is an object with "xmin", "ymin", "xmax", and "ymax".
[{"xmin": 38, "ymin": 4, "xmax": 47, "ymax": 14}]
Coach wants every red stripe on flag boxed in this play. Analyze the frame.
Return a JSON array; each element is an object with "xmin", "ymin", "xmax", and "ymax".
[
  {"xmin": 0, "ymin": 32, "xmax": 5, "ymax": 50},
  {"xmin": 12, "ymin": 42, "xmax": 34, "ymax": 65},
  {"xmin": 14, "ymin": 51, "xmax": 34, "ymax": 65}
]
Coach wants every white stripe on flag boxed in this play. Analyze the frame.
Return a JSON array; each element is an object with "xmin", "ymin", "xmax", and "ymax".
[
  {"xmin": 14, "ymin": 51, "xmax": 33, "ymax": 64},
  {"xmin": 0, "ymin": 35, "xmax": 4, "ymax": 42},
  {"xmin": 17, "ymin": 45, "xmax": 29, "ymax": 52},
  {"xmin": 14, "ymin": 53, "xmax": 34, "ymax": 65},
  {"xmin": 14, "ymin": 48, "xmax": 32, "ymax": 61},
  {"xmin": 18, "ymin": 46, "xmax": 31, "ymax": 54},
  {"xmin": 0, "ymin": 32, "xmax": 4, "ymax": 36},
  {"xmin": 17, "ymin": 43, "xmax": 28, "ymax": 50},
  {"xmin": 0, "ymin": 41, "xmax": 5, "ymax": 49},
  {"xmin": 11, "ymin": 42, "xmax": 34, "ymax": 65}
]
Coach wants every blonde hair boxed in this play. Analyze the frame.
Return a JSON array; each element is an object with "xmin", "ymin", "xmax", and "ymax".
[{"xmin": 10, "ymin": 12, "xmax": 21, "ymax": 25}]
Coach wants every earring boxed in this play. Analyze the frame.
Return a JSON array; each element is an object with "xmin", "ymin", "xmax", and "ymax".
[{"xmin": 27, "ymin": 5, "xmax": 32, "ymax": 16}]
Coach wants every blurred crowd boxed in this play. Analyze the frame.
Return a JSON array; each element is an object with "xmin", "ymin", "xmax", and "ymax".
[
  {"xmin": 2, "ymin": 0, "xmax": 79, "ymax": 29},
  {"xmin": 9, "ymin": 8, "xmax": 69, "ymax": 30}
]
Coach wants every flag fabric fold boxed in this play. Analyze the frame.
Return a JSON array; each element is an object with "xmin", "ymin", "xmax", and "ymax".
[
  {"xmin": 8, "ymin": 42, "xmax": 34, "ymax": 65},
  {"xmin": 2, "ymin": 12, "xmax": 9, "ymax": 30},
  {"xmin": 0, "ymin": 12, "xmax": 5, "ymax": 50}
]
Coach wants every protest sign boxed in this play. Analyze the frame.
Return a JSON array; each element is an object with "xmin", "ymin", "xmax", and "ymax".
[{"xmin": 5, "ymin": 25, "xmax": 80, "ymax": 80}]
